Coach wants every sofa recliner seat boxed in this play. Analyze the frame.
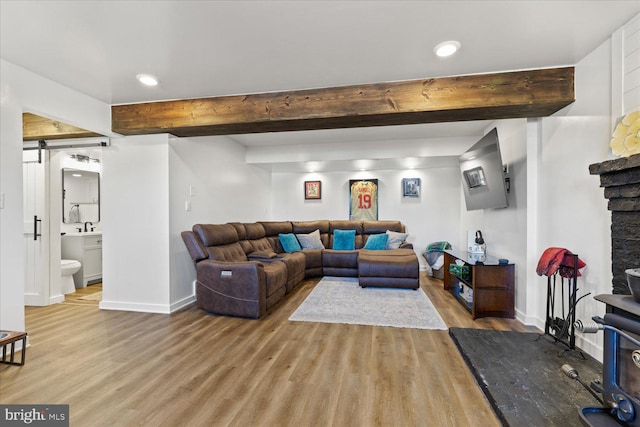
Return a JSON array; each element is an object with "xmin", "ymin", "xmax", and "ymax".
[
  {"xmin": 358, "ymin": 249, "xmax": 420, "ymax": 290},
  {"xmin": 182, "ymin": 220, "xmax": 419, "ymax": 318}
]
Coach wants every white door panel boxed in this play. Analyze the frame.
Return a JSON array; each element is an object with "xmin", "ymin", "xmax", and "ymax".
[{"xmin": 23, "ymin": 150, "xmax": 49, "ymax": 306}]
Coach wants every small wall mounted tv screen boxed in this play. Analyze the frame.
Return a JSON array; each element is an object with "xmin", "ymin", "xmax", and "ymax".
[{"xmin": 459, "ymin": 128, "xmax": 508, "ymax": 211}]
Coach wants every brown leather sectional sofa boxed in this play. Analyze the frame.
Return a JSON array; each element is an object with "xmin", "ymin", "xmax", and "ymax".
[{"xmin": 181, "ymin": 220, "xmax": 419, "ymax": 318}]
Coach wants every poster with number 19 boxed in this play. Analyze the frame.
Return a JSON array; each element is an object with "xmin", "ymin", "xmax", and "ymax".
[{"xmin": 349, "ymin": 179, "xmax": 378, "ymax": 220}]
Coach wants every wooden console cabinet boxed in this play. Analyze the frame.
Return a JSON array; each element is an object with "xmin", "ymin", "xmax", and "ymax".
[{"xmin": 443, "ymin": 250, "xmax": 514, "ymax": 319}]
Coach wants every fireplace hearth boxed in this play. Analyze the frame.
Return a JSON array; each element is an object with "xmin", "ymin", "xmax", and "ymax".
[{"xmin": 589, "ymin": 154, "xmax": 640, "ymax": 295}]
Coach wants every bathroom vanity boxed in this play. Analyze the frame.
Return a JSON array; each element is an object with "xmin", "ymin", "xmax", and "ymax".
[{"xmin": 61, "ymin": 232, "xmax": 102, "ymax": 288}]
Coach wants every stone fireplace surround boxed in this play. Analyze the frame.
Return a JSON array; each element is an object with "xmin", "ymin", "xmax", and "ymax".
[{"xmin": 589, "ymin": 153, "xmax": 640, "ymax": 294}]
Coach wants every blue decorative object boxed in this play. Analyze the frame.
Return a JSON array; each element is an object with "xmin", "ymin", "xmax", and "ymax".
[
  {"xmin": 333, "ymin": 229, "xmax": 356, "ymax": 250},
  {"xmin": 499, "ymin": 259, "xmax": 509, "ymax": 265},
  {"xmin": 364, "ymin": 233, "xmax": 388, "ymax": 250},
  {"xmin": 279, "ymin": 233, "xmax": 301, "ymax": 253}
]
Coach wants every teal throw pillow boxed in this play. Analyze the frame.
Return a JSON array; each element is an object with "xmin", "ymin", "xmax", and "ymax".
[
  {"xmin": 279, "ymin": 233, "xmax": 301, "ymax": 253},
  {"xmin": 333, "ymin": 229, "xmax": 356, "ymax": 250},
  {"xmin": 364, "ymin": 233, "xmax": 388, "ymax": 250}
]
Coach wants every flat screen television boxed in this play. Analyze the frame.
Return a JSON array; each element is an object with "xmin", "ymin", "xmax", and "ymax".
[{"xmin": 460, "ymin": 128, "xmax": 508, "ymax": 211}]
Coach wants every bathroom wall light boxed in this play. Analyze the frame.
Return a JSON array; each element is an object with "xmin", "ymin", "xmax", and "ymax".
[
  {"xmin": 136, "ymin": 74, "xmax": 159, "ymax": 86},
  {"xmin": 434, "ymin": 40, "xmax": 461, "ymax": 57},
  {"xmin": 69, "ymin": 154, "xmax": 99, "ymax": 164}
]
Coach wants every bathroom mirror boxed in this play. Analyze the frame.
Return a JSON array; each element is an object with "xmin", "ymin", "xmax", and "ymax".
[{"xmin": 62, "ymin": 168, "xmax": 100, "ymax": 223}]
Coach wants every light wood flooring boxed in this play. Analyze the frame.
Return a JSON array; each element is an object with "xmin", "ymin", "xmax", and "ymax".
[
  {"xmin": 62, "ymin": 283, "xmax": 102, "ymax": 306},
  {"xmin": 0, "ymin": 274, "xmax": 537, "ymax": 426}
]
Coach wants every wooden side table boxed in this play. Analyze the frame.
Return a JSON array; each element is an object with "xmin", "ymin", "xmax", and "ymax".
[
  {"xmin": 0, "ymin": 331, "xmax": 27, "ymax": 365},
  {"xmin": 443, "ymin": 250, "xmax": 515, "ymax": 319}
]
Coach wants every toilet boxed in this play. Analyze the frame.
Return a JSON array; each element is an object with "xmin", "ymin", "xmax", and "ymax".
[{"xmin": 61, "ymin": 259, "xmax": 81, "ymax": 294}]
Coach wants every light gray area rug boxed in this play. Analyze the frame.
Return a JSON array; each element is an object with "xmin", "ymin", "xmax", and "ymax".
[{"xmin": 289, "ymin": 277, "xmax": 447, "ymax": 330}]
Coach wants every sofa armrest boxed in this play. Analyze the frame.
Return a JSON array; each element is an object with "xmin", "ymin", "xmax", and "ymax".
[
  {"xmin": 196, "ymin": 260, "xmax": 266, "ymax": 318},
  {"xmin": 399, "ymin": 242, "xmax": 414, "ymax": 250},
  {"xmin": 247, "ymin": 250, "xmax": 278, "ymax": 260},
  {"xmin": 182, "ymin": 231, "xmax": 208, "ymax": 263}
]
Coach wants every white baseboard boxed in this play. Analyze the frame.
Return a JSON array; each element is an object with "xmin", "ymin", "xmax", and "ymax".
[
  {"xmin": 516, "ymin": 309, "xmax": 545, "ymax": 330},
  {"xmin": 170, "ymin": 295, "xmax": 197, "ymax": 312},
  {"xmin": 514, "ymin": 308, "xmax": 603, "ymax": 362},
  {"xmin": 98, "ymin": 294, "xmax": 197, "ymax": 314},
  {"xmin": 99, "ymin": 300, "xmax": 172, "ymax": 314},
  {"xmin": 575, "ymin": 334, "xmax": 603, "ymax": 363},
  {"xmin": 24, "ymin": 293, "xmax": 46, "ymax": 306},
  {"xmin": 49, "ymin": 294, "xmax": 64, "ymax": 305}
]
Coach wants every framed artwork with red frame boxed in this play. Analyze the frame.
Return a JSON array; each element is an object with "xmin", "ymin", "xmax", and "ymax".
[{"xmin": 305, "ymin": 180, "xmax": 322, "ymax": 200}]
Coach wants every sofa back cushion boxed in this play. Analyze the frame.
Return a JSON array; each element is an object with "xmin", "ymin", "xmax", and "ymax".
[
  {"xmin": 207, "ymin": 242, "xmax": 248, "ymax": 262},
  {"xmin": 244, "ymin": 223, "xmax": 266, "ymax": 240},
  {"xmin": 260, "ymin": 221, "xmax": 293, "ymax": 236},
  {"xmin": 228, "ymin": 222, "xmax": 247, "ymax": 240},
  {"xmin": 259, "ymin": 222, "xmax": 293, "ymax": 252},
  {"xmin": 227, "ymin": 223, "xmax": 254, "ymax": 253},
  {"xmin": 193, "ymin": 224, "xmax": 239, "ymax": 247},
  {"xmin": 363, "ymin": 220, "xmax": 404, "ymax": 234},
  {"xmin": 252, "ymin": 237, "xmax": 277, "ymax": 253}
]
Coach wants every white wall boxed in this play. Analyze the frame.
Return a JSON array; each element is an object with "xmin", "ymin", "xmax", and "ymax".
[
  {"xmin": 100, "ymin": 134, "xmax": 172, "ymax": 313},
  {"xmin": 533, "ymin": 38, "xmax": 615, "ymax": 359},
  {"xmin": 271, "ymin": 166, "xmax": 461, "ymax": 269},
  {"xmin": 0, "ymin": 59, "xmax": 111, "ymax": 333},
  {"xmin": 622, "ymin": 14, "xmax": 640, "ymax": 113},
  {"xmin": 460, "ymin": 119, "xmax": 527, "ymax": 322},
  {"xmin": 459, "ymin": 119, "xmax": 529, "ymax": 319},
  {"xmin": 168, "ymin": 135, "xmax": 272, "ymax": 308}
]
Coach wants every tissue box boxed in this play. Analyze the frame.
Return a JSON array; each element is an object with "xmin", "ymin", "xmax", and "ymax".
[{"xmin": 449, "ymin": 264, "xmax": 471, "ymax": 281}]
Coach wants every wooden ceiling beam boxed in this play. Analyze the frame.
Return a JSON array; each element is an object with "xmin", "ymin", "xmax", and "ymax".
[
  {"xmin": 23, "ymin": 113, "xmax": 102, "ymax": 141},
  {"xmin": 112, "ymin": 67, "xmax": 574, "ymax": 137}
]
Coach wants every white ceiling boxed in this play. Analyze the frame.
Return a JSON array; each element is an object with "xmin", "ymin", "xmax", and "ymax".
[{"xmin": 2, "ymin": 1, "xmax": 638, "ymax": 169}]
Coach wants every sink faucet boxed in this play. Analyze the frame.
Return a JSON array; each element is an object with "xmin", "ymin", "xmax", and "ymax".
[{"xmin": 84, "ymin": 221, "xmax": 93, "ymax": 232}]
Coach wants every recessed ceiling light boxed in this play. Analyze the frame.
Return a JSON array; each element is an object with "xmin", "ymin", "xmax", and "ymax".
[
  {"xmin": 136, "ymin": 74, "xmax": 159, "ymax": 86},
  {"xmin": 434, "ymin": 41, "xmax": 461, "ymax": 57}
]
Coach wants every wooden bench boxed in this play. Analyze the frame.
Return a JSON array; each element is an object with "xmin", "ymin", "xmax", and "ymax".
[{"xmin": 0, "ymin": 330, "xmax": 27, "ymax": 366}]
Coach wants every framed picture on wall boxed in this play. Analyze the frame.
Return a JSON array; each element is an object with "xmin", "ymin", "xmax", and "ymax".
[
  {"xmin": 349, "ymin": 179, "xmax": 378, "ymax": 220},
  {"xmin": 305, "ymin": 180, "xmax": 322, "ymax": 200},
  {"xmin": 402, "ymin": 178, "xmax": 421, "ymax": 198}
]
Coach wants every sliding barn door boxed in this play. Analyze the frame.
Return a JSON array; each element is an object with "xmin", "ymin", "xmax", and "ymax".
[{"xmin": 23, "ymin": 150, "xmax": 50, "ymax": 306}]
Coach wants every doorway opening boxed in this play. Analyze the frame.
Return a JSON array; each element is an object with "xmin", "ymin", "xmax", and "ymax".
[{"xmin": 22, "ymin": 113, "xmax": 108, "ymax": 308}]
